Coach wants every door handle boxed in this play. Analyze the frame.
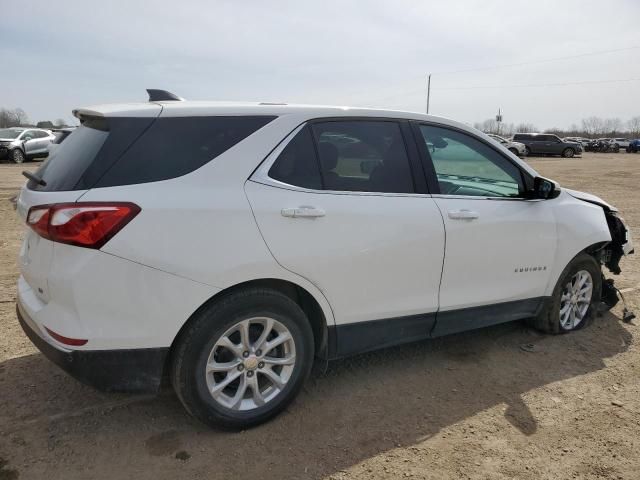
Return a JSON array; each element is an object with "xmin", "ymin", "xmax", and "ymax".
[
  {"xmin": 281, "ymin": 206, "xmax": 326, "ymax": 218},
  {"xmin": 448, "ymin": 209, "xmax": 479, "ymax": 220}
]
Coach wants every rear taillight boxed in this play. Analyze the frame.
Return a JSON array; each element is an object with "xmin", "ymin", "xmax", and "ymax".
[{"xmin": 26, "ymin": 202, "xmax": 141, "ymax": 249}]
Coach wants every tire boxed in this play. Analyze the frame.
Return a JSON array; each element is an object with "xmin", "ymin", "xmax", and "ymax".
[
  {"xmin": 11, "ymin": 149, "xmax": 25, "ymax": 164},
  {"xmin": 612, "ymin": 144, "xmax": 620, "ymax": 153},
  {"xmin": 529, "ymin": 253, "xmax": 602, "ymax": 334},
  {"xmin": 508, "ymin": 147, "xmax": 519, "ymax": 156},
  {"xmin": 525, "ymin": 146, "xmax": 531, "ymax": 156},
  {"xmin": 171, "ymin": 288, "xmax": 314, "ymax": 430},
  {"xmin": 561, "ymin": 148, "xmax": 575, "ymax": 158}
]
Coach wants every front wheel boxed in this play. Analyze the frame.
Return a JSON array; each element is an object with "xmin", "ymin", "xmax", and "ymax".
[
  {"xmin": 171, "ymin": 288, "xmax": 314, "ymax": 430},
  {"xmin": 508, "ymin": 147, "xmax": 519, "ymax": 156},
  {"xmin": 11, "ymin": 149, "xmax": 25, "ymax": 164},
  {"xmin": 525, "ymin": 146, "xmax": 531, "ymax": 156},
  {"xmin": 561, "ymin": 148, "xmax": 575, "ymax": 158},
  {"xmin": 529, "ymin": 253, "xmax": 601, "ymax": 334}
]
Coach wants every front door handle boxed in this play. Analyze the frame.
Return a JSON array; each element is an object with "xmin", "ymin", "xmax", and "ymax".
[
  {"xmin": 448, "ymin": 209, "xmax": 479, "ymax": 220},
  {"xmin": 281, "ymin": 206, "xmax": 326, "ymax": 218}
]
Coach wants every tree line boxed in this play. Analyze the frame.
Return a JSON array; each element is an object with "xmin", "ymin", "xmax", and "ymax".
[
  {"xmin": 0, "ymin": 107, "xmax": 68, "ymax": 129},
  {"xmin": 474, "ymin": 116, "xmax": 640, "ymax": 139}
]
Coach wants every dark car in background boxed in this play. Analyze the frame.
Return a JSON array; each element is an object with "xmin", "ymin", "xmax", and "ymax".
[
  {"xmin": 627, "ymin": 139, "xmax": 640, "ymax": 153},
  {"xmin": 512, "ymin": 133, "xmax": 582, "ymax": 158}
]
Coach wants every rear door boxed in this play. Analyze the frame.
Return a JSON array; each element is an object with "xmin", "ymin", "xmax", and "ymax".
[
  {"xmin": 413, "ymin": 123, "xmax": 557, "ymax": 336},
  {"xmin": 246, "ymin": 120, "xmax": 445, "ymax": 355}
]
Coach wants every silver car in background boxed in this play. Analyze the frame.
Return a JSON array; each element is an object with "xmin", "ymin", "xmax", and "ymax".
[
  {"xmin": 0, "ymin": 127, "xmax": 56, "ymax": 163},
  {"xmin": 487, "ymin": 133, "xmax": 527, "ymax": 157}
]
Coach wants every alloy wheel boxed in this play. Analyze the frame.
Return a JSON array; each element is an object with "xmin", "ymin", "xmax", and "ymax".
[
  {"xmin": 205, "ymin": 317, "xmax": 296, "ymax": 411},
  {"xmin": 12, "ymin": 149, "xmax": 25, "ymax": 164},
  {"xmin": 559, "ymin": 270, "xmax": 593, "ymax": 330}
]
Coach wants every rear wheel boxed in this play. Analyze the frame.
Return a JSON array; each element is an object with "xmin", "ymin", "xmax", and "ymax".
[
  {"xmin": 561, "ymin": 148, "xmax": 575, "ymax": 158},
  {"xmin": 11, "ymin": 149, "xmax": 25, "ymax": 164},
  {"xmin": 525, "ymin": 146, "xmax": 531, "ymax": 156},
  {"xmin": 171, "ymin": 288, "xmax": 314, "ymax": 429},
  {"xmin": 529, "ymin": 253, "xmax": 601, "ymax": 334}
]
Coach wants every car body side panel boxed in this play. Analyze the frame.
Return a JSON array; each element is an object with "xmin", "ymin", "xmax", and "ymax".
[
  {"xmin": 544, "ymin": 190, "xmax": 611, "ymax": 296},
  {"xmin": 17, "ymin": 245, "xmax": 218, "ymax": 350}
]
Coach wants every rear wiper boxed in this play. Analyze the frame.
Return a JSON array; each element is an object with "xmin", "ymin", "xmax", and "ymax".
[{"xmin": 22, "ymin": 171, "xmax": 47, "ymax": 187}]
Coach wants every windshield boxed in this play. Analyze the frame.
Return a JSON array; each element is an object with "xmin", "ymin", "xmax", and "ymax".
[{"xmin": 0, "ymin": 128, "xmax": 24, "ymax": 139}]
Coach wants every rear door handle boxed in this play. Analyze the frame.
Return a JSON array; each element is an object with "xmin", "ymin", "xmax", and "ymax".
[
  {"xmin": 281, "ymin": 206, "xmax": 326, "ymax": 218},
  {"xmin": 448, "ymin": 209, "xmax": 479, "ymax": 220}
]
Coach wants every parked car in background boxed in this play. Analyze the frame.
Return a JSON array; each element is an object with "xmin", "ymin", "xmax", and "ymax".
[
  {"xmin": 563, "ymin": 137, "xmax": 590, "ymax": 148},
  {"xmin": 487, "ymin": 133, "xmax": 527, "ymax": 157},
  {"xmin": 0, "ymin": 127, "xmax": 56, "ymax": 163},
  {"xmin": 610, "ymin": 138, "xmax": 630, "ymax": 150},
  {"xmin": 15, "ymin": 90, "xmax": 633, "ymax": 429},
  {"xmin": 512, "ymin": 133, "xmax": 582, "ymax": 158},
  {"xmin": 627, "ymin": 139, "xmax": 640, "ymax": 153}
]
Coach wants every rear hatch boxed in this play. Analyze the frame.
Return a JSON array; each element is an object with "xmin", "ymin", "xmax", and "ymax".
[{"xmin": 17, "ymin": 106, "xmax": 161, "ymax": 302}]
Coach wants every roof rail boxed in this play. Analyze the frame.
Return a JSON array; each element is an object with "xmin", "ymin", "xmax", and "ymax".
[{"xmin": 146, "ymin": 89, "xmax": 184, "ymax": 102}]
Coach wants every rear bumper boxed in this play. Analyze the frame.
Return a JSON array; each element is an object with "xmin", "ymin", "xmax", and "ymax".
[{"xmin": 17, "ymin": 302, "xmax": 168, "ymax": 393}]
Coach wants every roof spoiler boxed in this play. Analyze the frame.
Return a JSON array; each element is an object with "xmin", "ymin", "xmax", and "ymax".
[{"xmin": 146, "ymin": 89, "xmax": 184, "ymax": 102}]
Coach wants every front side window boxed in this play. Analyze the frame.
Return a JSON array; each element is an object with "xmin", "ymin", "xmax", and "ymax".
[{"xmin": 418, "ymin": 125, "xmax": 523, "ymax": 198}]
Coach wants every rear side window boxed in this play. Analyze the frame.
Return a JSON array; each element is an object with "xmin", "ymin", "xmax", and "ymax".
[
  {"xmin": 96, "ymin": 116, "xmax": 275, "ymax": 188},
  {"xmin": 30, "ymin": 115, "xmax": 275, "ymax": 191},
  {"xmin": 268, "ymin": 120, "xmax": 415, "ymax": 194}
]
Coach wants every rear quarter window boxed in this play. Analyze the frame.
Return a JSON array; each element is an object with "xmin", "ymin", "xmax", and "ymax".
[
  {"xmin": 95, "ymin": 116, "xmax": 275, "ymax": 188},
  {"xmin": 30, "ymin": 115, "xmax": 275, "ymax": 191}
]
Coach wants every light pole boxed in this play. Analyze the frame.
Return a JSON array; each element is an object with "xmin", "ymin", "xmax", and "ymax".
[{"xmin": 426, "ymin": 74, "xmax": 432, "ymax": 114}]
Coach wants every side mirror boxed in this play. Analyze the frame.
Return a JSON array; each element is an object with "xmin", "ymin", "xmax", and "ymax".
[
  {"xmin": 533, "ymin": 176, "xmax": 560, "ymax": 199},
  {"xmin": 23, "ymin": 136, "xmax": 32, "ymax": 142}
]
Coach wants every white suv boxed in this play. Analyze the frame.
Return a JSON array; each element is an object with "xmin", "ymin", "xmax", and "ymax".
[{"xmin": 16, "ymin": 90, "xmax": 633, "ymax": 429}]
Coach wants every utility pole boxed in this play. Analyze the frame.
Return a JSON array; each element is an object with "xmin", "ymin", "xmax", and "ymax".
[
  {"xmin": 496, "ymin": 107, "xmax": 502, "ymax": 135},
  {"xmin": 426, "ymin": 74, "xmax": 431, "ymax": 114}
]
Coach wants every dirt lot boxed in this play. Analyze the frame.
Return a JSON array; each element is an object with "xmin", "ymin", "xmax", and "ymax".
[{"xmin": 0, "ymin": 153, "xmax": 638, "ymax": 480}]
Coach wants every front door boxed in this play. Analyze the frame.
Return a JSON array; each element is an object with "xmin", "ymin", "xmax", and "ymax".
[
  {"xmin": 246, "ymin": 120, "xmax": 445, "ymax": 355},
  {"xmin": 414, "ymin": 123, "xmax": 557, "ymax": 336}
]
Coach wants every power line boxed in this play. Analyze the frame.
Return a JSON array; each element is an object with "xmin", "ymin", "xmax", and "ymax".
[
  {"xmin": 435, "ymin": 77, "xmax": 640, "ymax": 91},
  {"xmin": 433, "ymin": 46, "xmax": 640, "ymax": 76}
]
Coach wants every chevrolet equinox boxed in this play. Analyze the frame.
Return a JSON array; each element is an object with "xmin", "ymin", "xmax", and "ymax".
[{"xmin": 16, "ymin": 90, "xmax": 633, "ymax": 429}]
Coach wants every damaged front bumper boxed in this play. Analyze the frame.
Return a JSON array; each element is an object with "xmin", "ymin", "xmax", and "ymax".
[{"xmin": 602, "ymin": 211, "xmax": 633, "ymax": 275}]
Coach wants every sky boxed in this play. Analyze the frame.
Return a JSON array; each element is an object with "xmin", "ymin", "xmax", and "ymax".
[{"xmin": 1, "ymin": 0, "xmax": 639, "ymax": 130}]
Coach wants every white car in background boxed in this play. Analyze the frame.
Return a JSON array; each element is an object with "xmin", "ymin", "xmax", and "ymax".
[
  {"xmin": 610, "ymin": 138, "xmax": 631, "ymax": 150},
  {"xmin": 0, "ymin": 127, "xmax": 56, "ymax": 163},
  {"xmin": 487, "ymin": 133, "xmax": 527, "ymax": 157},
  {"xmin": 15, "ymin": 90, "xmax": 634, "ymax": 429}
]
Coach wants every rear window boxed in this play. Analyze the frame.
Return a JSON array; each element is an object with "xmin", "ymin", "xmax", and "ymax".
[{"xmin": 30, "ymin": 115, "xmax": 275, "ymax": 191}]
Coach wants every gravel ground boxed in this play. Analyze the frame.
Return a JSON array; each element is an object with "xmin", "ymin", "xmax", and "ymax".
[{"xmin": 0, "ymin": 152, "xmax": 638, "ymax": 480}]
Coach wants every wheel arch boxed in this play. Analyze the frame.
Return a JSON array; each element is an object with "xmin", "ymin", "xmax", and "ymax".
[
  {"xmin": 544, "ymin": 241, "xmax": 607, "ymax": 297},
  {"xmin": 168, "ymin": 278, "xmax": 333, "ymax": 368}
]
